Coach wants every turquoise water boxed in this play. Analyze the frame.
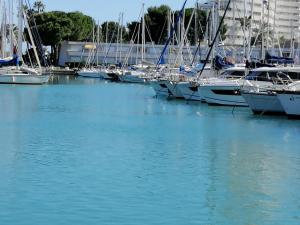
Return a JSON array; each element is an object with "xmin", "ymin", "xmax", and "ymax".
[{"xmin": 0, "ymin": 76, "xmax": 299, "ymax": 225}]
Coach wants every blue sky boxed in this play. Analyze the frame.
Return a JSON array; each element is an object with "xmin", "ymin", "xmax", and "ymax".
[{"xmin": 41, "ymin": 0, "xmax": 197, "ymax": 23}]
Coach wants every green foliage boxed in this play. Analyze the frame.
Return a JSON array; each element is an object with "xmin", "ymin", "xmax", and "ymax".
[
  {"xmin": 143, "ymin": 5, "xmax": 208, "ymax": 45},
  {"xmin": 127, "ymin": 21, "xmax": 140, "ymax": 42},
  {"xmin": 238, "ymin": 16, "xmax": 252, "ymax": 29},
  {"xmin": 67, "ymin": 12, "xmax": 94, "ymax": 41},
  {"xmin": 32, "ymin": 11, "xmax": 94, "ymax": 46},
  {"xmin": 29, "ymin": 3, "xmax": 212, "ymax": 47},
  {"xmin": 33, "ymin": 1, "xmax": 45, "ymax": 13},
  {"xmin": 33, "ymin": 11, "xmax": 73, "ymax": 47},
  {"xmin": 144, "ymin": 5, "xmax": 170, "ymax": 44},
  {"xmin": 101, "ymin": 21, "xmax": 127, "ymax": 43},
  {"xmin": 220, "ymin": 20, "xmax": 227, "ymax": 41},
  {"xmin": 183, "ymin": 8, "xmax": 207, "ymax": 45},
  {"xmin": 30, "ymin": 11, "xmax": 94, "ymax": 64}
]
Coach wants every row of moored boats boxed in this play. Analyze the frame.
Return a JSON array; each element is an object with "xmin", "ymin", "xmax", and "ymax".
[{"xmin": 77, "ymin": 64, "xmax": 300, "ymax": 118}]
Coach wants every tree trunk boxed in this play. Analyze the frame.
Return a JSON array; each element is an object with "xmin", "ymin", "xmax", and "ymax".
[
  {"xmin": 51, "ymin": 44, "xmax": 60, "ymax": 66},
  {"xmin": 50, "ymin": 45, "xmax": 55, "ymax": 65}
]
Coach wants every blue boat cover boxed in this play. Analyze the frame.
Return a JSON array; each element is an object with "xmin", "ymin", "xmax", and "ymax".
[
  {"xmin": 266, "ymin": 52, "xmax": 294, "ymax": 64},
  {"xmin": 0, "ymin": 56, "xmax": 18, "ymax": 66},
  {"xmin": 214, "ymin": 55, "xmax": 234, "ymax": 70}
]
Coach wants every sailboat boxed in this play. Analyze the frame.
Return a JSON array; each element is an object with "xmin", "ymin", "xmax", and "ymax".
[
  {"xmin": 118, "ymin": 4, "xmax": 154, "ymax": 84},
  {"xmin": 158, "ymin": 3, "xmax": 215, "ymax": 99},
  {"xmin": 0, "ymin": 0, "xmax": 49, "ymax": 84},
  {"xmin": 167, "ymin": 0, "xmax": 234, "ymax": 101},
  {"xmin": 149, "ymin": 0, "xmax": 190, "ymax": 97},
  {"xmin": 77, "ymin": 22, "xmax": 105, "ymax": 79}
]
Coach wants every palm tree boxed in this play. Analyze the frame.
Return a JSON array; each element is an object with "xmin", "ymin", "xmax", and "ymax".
[{"xmin": 33, "ymin": 1, "xmax": 45, "ymax": 13}]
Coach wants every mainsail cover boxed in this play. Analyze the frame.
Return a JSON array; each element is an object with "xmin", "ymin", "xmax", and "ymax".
[{"xmin": 0, "ymin": 56, "xmax": 18, "ymax": 66}]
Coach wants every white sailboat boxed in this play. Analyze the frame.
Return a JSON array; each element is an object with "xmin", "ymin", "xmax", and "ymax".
[
  {"xmin": 118, "ymin": 5, "xmax": 154, "ymax": 84},
  {"xmin": 77, "ymin": 22, "xmax": 104, "ymax": 79},
  {"xmin": 119, "ymin": 69, "xmax": 148, "ymax": 83},
  {"xmin": 0, "ymin": 0, "xmax": 49, "ymax": 84},
  {"xmin": 155, "ymin": 6, "xmax": 207, "ymax": 99},
  {"xmin": 170, "ymin": 0, "xmax": 235, "ymax": 102}
]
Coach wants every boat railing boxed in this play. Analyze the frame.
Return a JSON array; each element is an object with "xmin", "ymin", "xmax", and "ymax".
[{"xmin": 220, "ymin": 75, "xmax": 245, "ymax": 80}]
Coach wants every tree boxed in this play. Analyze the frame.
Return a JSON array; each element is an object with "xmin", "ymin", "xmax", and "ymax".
[
  {"xmin": 181, "ymin": 8, "xmax": 207, "ymax": 45},
  {"xmin": 220, "ymin": 20, "xmax": 227, "ymax": 41},
  {"xmin": 33, "ymin": 1, "xmax": 45, "ymax": 13},
  {"xmin": 31, "ymin": 11, "xmax": 94, "ymax": 64},
  {"xmin": 101, "ymin": 21, "xmax": 128, "ymax": 43},
  {"xmin": 66, "ymin": 12, "xmax": 94, "ymax": 41},
  {"xmin": 127, "ymin": 21, "xmax": 140, "ymax": 43},
  {"xmin": 144, "ymin": 5, "xmax": 170, "ymax": 44},
  {"xmin": 142, "ymin": 5, "xmax": 208, "ymax": 45}
]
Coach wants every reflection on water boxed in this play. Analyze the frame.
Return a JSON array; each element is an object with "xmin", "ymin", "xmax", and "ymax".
[
  {"xmin": 0, "ymin": 76, "xmax": 299, "ymax": 225},
  {"xmin": 49, "ymin": 75, "xmax": 107, "ymax": 85}
]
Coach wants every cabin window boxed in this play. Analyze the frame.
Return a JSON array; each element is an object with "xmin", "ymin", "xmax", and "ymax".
[
  {"xmin": 255, "ymin": 72, "xmax": 270, "ymax": 81},
  {"xmin": 189, "ymin": 86, "xmax": 198, "ymax": 92},
  {"xmin": 212, "ymin": 89, "xmax": 241, "ymax": 95},
  {"xmin": 231, "ymin": 71, "xmax": 245, "ymax": 77},
  {"xmin": 288, "ymin": 72, "xmax": 300, "ymax": 80},
  {"xmin": 246, "ymin": 71, "xmax": 260, "ymax": 80}
]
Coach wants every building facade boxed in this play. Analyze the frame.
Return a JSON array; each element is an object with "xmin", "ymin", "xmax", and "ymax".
[
  {"xmin": 58, "ymin": 41, "xmax": 205, "ymax": 67},
  {"xmin": 220, "ymin": 0, "xmax": 300, "ymax": 47},
  {"xmin": 58, "ymin": 41, "xmax": 298, "ymax": 66}
]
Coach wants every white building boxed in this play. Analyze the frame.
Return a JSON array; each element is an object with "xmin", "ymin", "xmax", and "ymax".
[
  {"xmin": 58, "ymin": 41, "xmax": 298, "ymax": 66},
  {"xmin": 58, "ymin": 41, "xmax": 204, "ymax": 66},
  {"xmin": 220, "ymin": 0, "xmax": 300, "ymax": 47}
]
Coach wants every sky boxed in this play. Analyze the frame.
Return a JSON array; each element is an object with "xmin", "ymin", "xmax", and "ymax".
[{"xmin": 41, "ymin": 0, "xmax": 198, "ymax": 23}]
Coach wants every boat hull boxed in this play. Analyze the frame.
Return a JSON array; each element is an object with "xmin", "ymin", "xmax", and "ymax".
[
  {"xmin": 277, "ymin": 93, "xmax": 300, "ymax": 117},
  {"xmin": 176, "ymin": 82, "xmax": 203, "ymax": 101},
  {"xmin": 77, "ymin": 71, "xmax": 103, "ymax": 78},
  {"xmin": 99, "ymin": 71, "xmax": 111, "ymax": 79},
  {"xmin": 165, "ymin": 81, "xmax": 185, "ymax": 99},
  {"xmin": 150, "ymin": 80, "xmax": 171, "ymax": 97},
  {"xmin": 0, "ymin": 74, "xmax": 50, "ymax": 84},
  {"xmin": 242, "ymin": 92, "xmax": 284, "ymax": 114},
  {"xmin": 119, "ymin": 74, "xmax": 146, "ymax": 83},
  {"xmin": 201, "ymin": 84, "xmax": 248, "ymax": 106}
]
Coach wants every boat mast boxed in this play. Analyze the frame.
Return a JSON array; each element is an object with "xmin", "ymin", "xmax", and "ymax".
[
  {"xmin": 167, "ymin": 9, "xmax": 171, "ymax": 61},
  {"xmin": 9, "ymin": 0, "xmax": 14, "ymax": 55},
  {"xmin": 247, "ymin": 0, "xmax": 254, "ymax": 60},
  {"xmin": 120, "ymin": 12, "xmax": 124, "ymax": 64},
  {"xmin": 261, "ymin": 0, "xmax": 268, "ymax": 61},
  {"xmin": 23, "ymin": 10, "xmax": 42, "ymax": 70},
  {"xmin": 194, "ymin": 1, "xmax": 198, "ymax": 46},
  {"xmin": 97, "ymin": 20, "xmax": 100, "ymax": 66},
  {"xmin": 272, "ymin": 0, "xmax": 277, "ymax": 52},
  {"xmin": 196, "ymin": 0, "xmax": 231, "ymax": 79},
  {"xmin": 2, "ymin": 2, "xmax": 7, "ymax": 58},
  {"xmin": 136, "ymin": 23, "xmax": 140, "ymax": 65},
  {"xmin": 156, "ymin": 0, "xmax": 188, "ymax": 68},
  {"xmin": 243, "ymin": 0, "xmax": 247, "ymax": 59},
  {"xmin": 180, "ymin": 8, "xmax": 185, "ymax": 65},
  {"xmin": 17, "ymin": 0, "xmax": 23, "ymax": 66},
  {"xmin": 266, "ymin": 0, "xmax": 270, "ymax": 52},
  {"xmin": 104, "ymin": 21, "xmax": 108, "ymax": 65},
  {"xmin": 141, "ymin": 3, "xmax": 145, "ymax": 65},
  {"xmin": 290, "ymin": 20, "xmax": 295, "ymax": 58},
  {"xmin": 116, "ymin": 14, "xmax": 120, "ymax": 64}
]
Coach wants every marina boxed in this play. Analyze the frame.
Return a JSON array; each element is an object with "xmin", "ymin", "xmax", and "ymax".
[{"xmin": 1, "ymin": 0, "xmax": 300, "ymax": 224}]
